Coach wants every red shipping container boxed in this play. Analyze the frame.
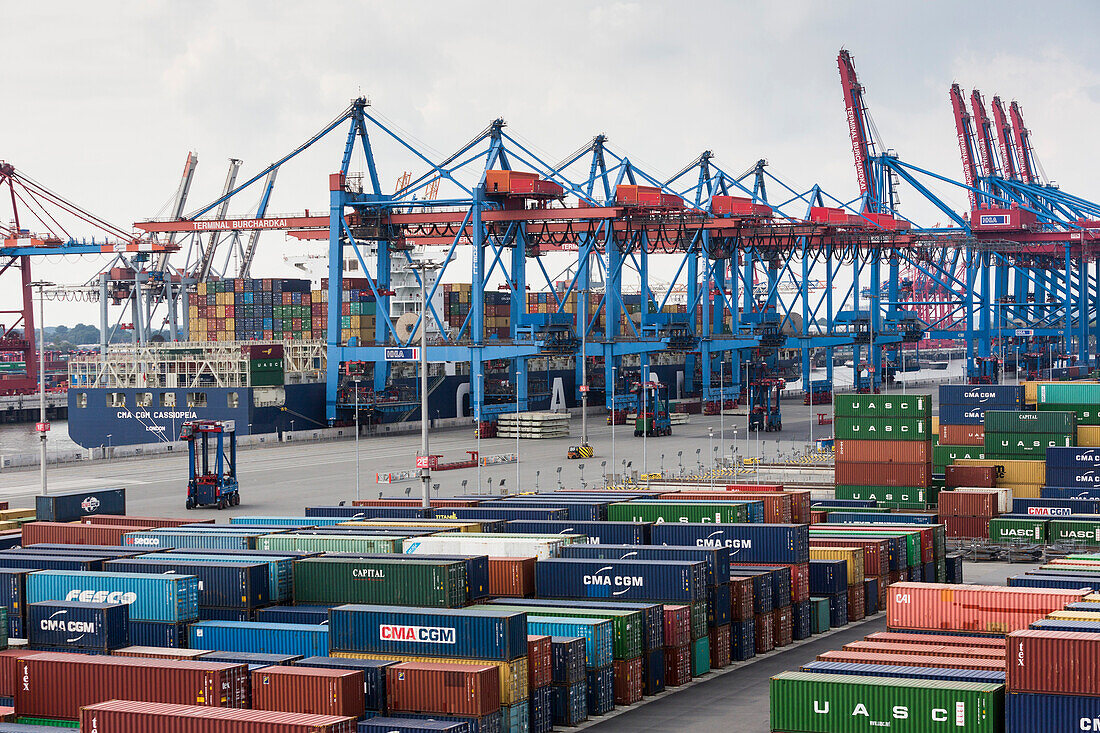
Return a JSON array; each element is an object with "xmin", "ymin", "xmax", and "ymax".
[
  {"xmin": 1007, "ymin": 630, "xmax": 1100, "ymax": 696},
  {"xmin": 611, "ymin": 657, "xmax": 644, "ymax": 705},
  {"xmin": 810, "ymin": 510, "xmax": 829, "ymax": 524},
  {"xmin": 0, "ymin": 649, "xmax": 48, "ymax": 696},
  {"xmin": 842, "ymin": 641, "xmax": 1005, "ymax": 659},
  {"xmin": 784, "ymin": 490, "xmax": 813, "ymax": 523},
  {"xmin": 15, "ymin": 652, "xmax": 249, "ymax": 720},
  {"xmin": 945, "ymin": 465, "xmax": 997, "ymax": 489},
  {"xmin": 876, "ymin": 574, "xmax": 888, "ymax": 611},
  {"xmin": 816, "ymin": 650, "xmax": 1005, "ymax": 671},
  {"xmin": 81, "ymin": 515, "xmax": 214, "ymax": 528},
  {"xmin": 847, "ymin": 583, "xmax": 866, "ymax": 622},
  {"xmin": 944, "ymin": 516, "xmax": 991, "ymax": 539},
  {"xmin": 755, "ymin": 611, "xmax": 775, "ymax": 653},
  {"xmin": 21, "ymin": 522, "xmax": 153, "ymax": 546},
  {"xmin": 773, "ymin": 606, "xmax": 793, "ymax": 647},
  {"xmin": 664, "ymin": 644, "xmax": 692, "ymax": 687},
  {"xmin": 865, "ymin": 631, "xmax": 1007, "ymax": 649},
  {"xmin": 835, "ymin": 439, "xmax": 931, "ymax": 464},
  {"xmin": 811, "ymin": 538, "xmax": 888, "ymax": 577},
  {"xmin": 708, "ymin": 624, "xmax": 731, "ymax": 669},
  {"xmin": 940, "ymin": 424, "xmax": 984, "ymax": 445},
  {"xmin": 887, "ymin": 582, "xmax": 1088, "ymax": 634},
  {"xmin": 80, "ymin": 700, "xmax": 356, "ymax": 733},
  {"xmin": 251, "ymin": 666, "xmax": 364, "ymax": 719},
  {"xmin": 113, "ymin": 647, "xmax": 213, "ymax": 661},
  {"xmin": 662, "ymin": 605, "xmax": 692, "ymax": 648},
  {"xmin": 834, "ymin": 461, "xmax": 932, "ymax": 487},
  {"xmin": 527, "ymin": 635, "xmax": 552, "ymax": 690},
  {"xmin": 351, "ymin": 499, "xmax": 482, "ymax": 508},
  {"xmin": 487, "ymin": 557, "xmax": 536, "ymax": 597},
  {"xmin": 726, "ymin": 483, "xmax": 784, "ymax": 492},
  {"xmin": 386, "ymin": 661, "xmax": 501, "ymax": 717},
  {"xmin": 939, "ymin": 491, "xmax": 997, "ymax": 518},
  {"xmin": 728, "ymin": 577, "xmax": 755, "ymax": 623}
]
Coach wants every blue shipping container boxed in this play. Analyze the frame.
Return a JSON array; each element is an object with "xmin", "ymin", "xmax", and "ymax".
[
  {"xmin": 102, "ymin": 558, "xmax": 270, "ymax": 609},
  {"xmin": 1007, "ymin": 575, "xmax": 1100, "ymax": 591},
  {"xmin": 731, "ymin": 618, "xmax": 755, "ymax": 661},
  {"xmin": 0, "ymin": 554, "xmax": 103, "ymax": 572},
  {"xmin": 35, "ymin": 488, "xmax": 125, "ymax": 523},
  {"xmin": 329, "ymin": 605, "xmax": 528, "ymax": 661},
  {"xmin": 255, "ymin": 605, "xmax": 331, "ymax": 625},
  {"xmin": 527, "ymin": 617, "xmax": 613, "ymax": 669},
  {"xmin": 792, "ymin": 599, "xmax": 811, "ymax": 640},
  {"xmin": 828, "ymin": 592, "xmax": 848, "ymax": 627},
  {"xmin": 0, "ymin": 569, "xmax": 28, "ymax": 639},
  {"xmin": 1012, "ymin": 498, "xmax": 1100, "ymax": 515},
  {"xmin": 129, "ymin": 620, "xmax": 188, "ymax": 647},
  {"xmin": 485, "ymin": 598, "xmax": 663, "ymax": 652},
  {"xmin": 188, "ymin": 620, "xmax": 329, "ymax": 657},
  {"xmin": 26, "ymin": 570, "xmax": 198, "ymax": 622},
  {"xmin": 644, "ymin": 648, "xmax": 665, "ymax": 695},
  {"xmin": 529, "ymin": 684, "xmax": 553, "ymax": 733},
  {"xmin": 730, "ymin": 565, "xmax": 792, "ymax": 608},
  {"xmin": 730, "ymin": 571, "xmax": 772, "ymax": 614},
  {"xmin": 389, "ymin": 711, "xmax": 500, "ymax": 733},
  {"xmin": 551, "ymin": 681, "xmax": 587, "ymax": 726},
  {"xmin": 585, "ymin": 665, "xmax": 614, "ymax": 715},
  {"xmin": 121, "ymin": 530, "xmax": 260, "ymax": 550},
  {"xmin": 305, "ymin": 506, "xmax": 432, "ymax": 519},
  {"xmin": 1045, "ymin": 470, "xmax": 1100, "ymax": 490},
  {"xmin": 434, "ymin": 507, "xmax": 569, "ymax": 522},
  {"xmin": 198, "ymin": 607, "xmax": 254, "ymax": 622},
  {"xmin": 160, "ymin": 552, "xmax": 294, "ymax": 603},
  {"xmin": 505, "ymin": 521, "xmax": 650, "ymax": 545},
  {"xmin": 1006, "ymin": 691, "xmax": 1100, "ymax": 733},
  {"xmin": 299, "ymin": 656, "xmax": 394, "ymax": 712},
  {"xmin": 560, "ymin": 544, "xmax": 730, "ymax": 587},
  {"xmin": 649, "ymin": 523, "xmax": 809, "ymax": 564},
  {"xmin": 1029, "ymin": 619, "xmax": 1100, "ymax": 633},
  {"xmin": 706, "ymin": 583, "xmax": 732, "ymax": 627},
  {"xmin": 534, "ymin": 558, "xmax": 705, "ymax": 602},
  {"xmin": 550, "ymin": 636, "xmax": 586, "ymax": 685},
  {"xmin": 501, "ymin": 701, "xmax": 529, "ymax": 733},
  {"xmin": 1047, "ymin": 447, "xmax": 1100, "ymax": 469},
  {"xmin": 800, "ymin": 660, "xmax": 1005, "ymax": 683},
  {"xmin": 809, "ymin": 560, "xmax": 847, "ymax": 595},
  {"xmin": 939, "ymin": 384, "xmax": 1023, "ymax": 407},
  {"xmin": 27, "ymin": 600, "xmax": 128, "ymax": 650},
  {"xmin": 494, "ymin": 499, "xmax": 609, "ymax": 522},
  {"xmin": 825, "ymin": 512, "xmax": 938, "ymax": 525},
  {"xmin": 199, "ymin": 650, "xmax": 302, "ymax": 666},
  {"xmin": 938, "ymin": 404, "xmax": 986, "ymax": 425}
]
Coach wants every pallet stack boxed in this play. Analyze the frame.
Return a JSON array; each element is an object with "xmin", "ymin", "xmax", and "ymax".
[
  {"xmin": 833, "ymin": 394, "xmax": 933, "ymax": 509},
  {"xmin": 496, "ymin": 411, "xmax": 570, "ymax": 439}
]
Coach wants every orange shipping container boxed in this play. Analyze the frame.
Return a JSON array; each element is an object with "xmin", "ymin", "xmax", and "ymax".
[
  {"xmin": 251, "ymin": 666, "xmax": 364, "ymax": 719},
  {"xmin": 940, "ymin": 424, "xmax": 984, "ymax": 446},
  {"xmin": 842, "ymin": 641, "xmax": 1005, "ymax": 659},
  {"xmin": 835, "ymin": 439, "xmax": 930, "ymax": 464},
  {"xmin": 386, "ymin": 661, "xmax": 500, "ymax": 717},
  {"xmin": 488, "ymin": 557, "xmax": 536, "ymax": 597},
  {"xmin": 887, "ymin": 582, "xmax": 1088, "ymax": 634},
  {"xmin": 815, "ymin": 650, "xmax": 1004, "ymax": 671}
]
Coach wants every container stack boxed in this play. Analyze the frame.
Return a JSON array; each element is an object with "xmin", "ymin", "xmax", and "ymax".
[
  {"xmin": 1037, "ymin": 382, "xmax": 1100, "ymax": 428},
  {"xmin": 939, "ymin": 384, "xmax": 1026, "ymax": 446},
  {"xmin": 833, "ymin": 393, "xmax": 933, "ymax": 508},
  {"xmin": 26, "ymin": 600, "xmax": 128, "ymax": 654},
  {"xmin": 1044, "ymin": 446, "xmax": 1100, "ymax": 493},
  {"xmin": 188, "ymin": 278, "xmax": 314, "ymax": 342},
  {"xmin": 939, "ymin": 490, "xmax": 1001, "ymax": 540},
  {"xmin": 442, "ymin": 284, "xmax": 511, "ymax": 338},
  {"xmin": 550, "ymin": 636, "xmax": 587, "ymax": 726}
]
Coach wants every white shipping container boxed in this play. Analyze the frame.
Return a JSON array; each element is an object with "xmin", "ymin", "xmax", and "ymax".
[
  {"xmin": 401, "ymin": 533, "xmax": 580, "ymax": 559},
  {"xmin": 951, "ymin": 487, "xmax": 1012, "ymax": 513}
]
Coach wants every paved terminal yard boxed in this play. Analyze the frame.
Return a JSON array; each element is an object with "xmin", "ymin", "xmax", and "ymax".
[{"xmin": 0, "ymin": 386, "xmax": 1009, "ymax": 733}]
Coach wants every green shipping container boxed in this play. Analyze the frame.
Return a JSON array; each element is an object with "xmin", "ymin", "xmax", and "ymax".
[
  {"xmin": 259, "ymin": 533, "xmax": 403, "ymax": 554},
  {"xmin": 292, "ymin": 556, "xmax": 466, "ymax": 607},
  {"xmin": 931, "ymin": 445, "xmax": 985, "ymax": 472},
  {"xmin": 833, "ymin": 393, "xmax": 931, "ymax": 419},
  {"xmin": 691, "ymin": 635, "xmax": 711, "ymax": 677},
  {"xmin": 1039, "ymin": 403, "xmax": 1100, "ymax": 426},
  {"xmin": 833, "ymin": 416, "xmax": 930, "ymax": 441},
  {"xmin": 1049, "ymin": 519, "xmax": 1100, "ymax": 546},
  {"xmin": 988, "ymin": 517, "xmax": 1048, "ymax": 543},
  {"xmin": 769, "ymin": 672, "xmax": 1004, "ymax": 733},
  {"xmin": 608, "ymin": 501, "xmax": 748, "ymax": 524},
  {"xmin": 1038, "ymin": 383, "xmax": 1100, "ymax": 405},
  {"xmin": 471, "ymin": 603, "xmax": 643, "ymax": 660},
  {"xmin": 809, "ymin": 597, "xmax": 831, "ymax": 634},
  {"xmin": 984, "ymin": 432, "xmax": 1074, "ymax": 457},
  {"xmin": 984, "ymin": 409, "xmax": 1076, "ymax": 434},
  {"xmin": 834, "ymin": 485, "xmax": 927, "ymax": 508}
]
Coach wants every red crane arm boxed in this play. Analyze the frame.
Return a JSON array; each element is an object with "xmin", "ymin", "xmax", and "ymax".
[
  {"xmin": 991, "ymin": 96, "xmax": 1019, "ymax": 181},
  {"xmin": 949, "ymin": 84, "xmax": 980, "ymax": 210},
  {"xmin": 969, "ymin": 90, "xmax": 998, "ymax": 177},
  {"xmin": 1009, "ymin": 101, "xmax": 1038, "ymax": 185},
  {"xmin": 837, "ymin": 50, "xmax": 879, "ymax": 210}
]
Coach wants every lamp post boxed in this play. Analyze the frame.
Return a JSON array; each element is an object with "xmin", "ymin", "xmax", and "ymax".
[
  {"xmin": 409, "ymin": 260, "xmax": 440, "ymax": 509},
  {"xmin": 31, "ymin": 281, "xmax": 53, "ymax": 495},
  {"xmin": 580, "ymin": 288, "xmax": 588, "ymax": 448},
  {"xmin": 353, "ymin": 377, "xmax": 361, "ymax": 501},
  {"xmin": 476, "ymin": 373, "xmax": 482, "ymax": 495},
  {"xmin": 719, "ymin": 357, "xmax": 724, "ymax": 463},
  {"xmin": 610, "ymin": 365, "xmax": 616, "ymax": 485},
  {"xmin": 708, "ymin": 427, "xmax": 714, "ymax": 490},
  {"xmin": 515, "ymin": 369, "xmax": 520, "ymax": 491}
]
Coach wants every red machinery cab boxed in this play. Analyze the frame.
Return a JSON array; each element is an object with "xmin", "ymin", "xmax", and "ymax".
[
  {"xmin": 711, "ymin": 195, "xmax": 773, "ymax": 217},
  {"xmin": 615, "ymin": 184, "xmax": 683, "ymax": 209},
  {"xmin": 485, "ymin": 170, "xmax": 564, "ymax": 198}
]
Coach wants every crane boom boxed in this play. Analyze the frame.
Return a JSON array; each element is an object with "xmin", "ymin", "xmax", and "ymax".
[
  {"xmin": 969, "ymin": 90, "xmax": 1000, "ymax": 178},
  {"xmin": 197, "ymin": 159, "xmax": 242, "ymax": 280},
  {"xmin": 949, "ymin": 83, "xmax": 980, "ymax": 210},
  {"xmin": 1009, "ymin": 101, "xmax": 1039, "ymax": 185},
  {"xmin": 154, "ymin": 152, "xmax": 198, "ymax": 270},
  {"xmin": 991, "ymin": 96, "xmax": 1019, "ymax": 181},
  {"xmin": 837, "ymin": 50, "xmax": 879, "ymax": 211}
]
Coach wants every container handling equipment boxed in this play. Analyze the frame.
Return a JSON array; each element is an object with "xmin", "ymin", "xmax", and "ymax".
[
  {"xmin": 181, "ymin": 419, "xmax": 240, "ymax": 509},
  {"xmin": 632, "ymin": 380, "xmax": 672, "ymax": 437}
]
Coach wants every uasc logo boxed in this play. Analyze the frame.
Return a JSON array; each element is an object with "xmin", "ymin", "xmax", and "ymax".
[{"xmin": 379, "ymin": 624, "xmax": 456, "ymax": 644}]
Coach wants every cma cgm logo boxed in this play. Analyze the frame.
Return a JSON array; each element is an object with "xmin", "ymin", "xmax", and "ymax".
[
  {"xmin": 583, "ymin": 568, "xmax": 645, "ymax": 595},
  {"xmin": 379, "ymin": 625, "xmax": 456, "ymax": 644},
  {"xmin": 694, "ymin": 531, "xmax": 752, "ymax": 551},
  {"xmin": 65, "ymin": 590, "xmax": 137, "ymax": 605},
  {"xmin": 812, "ymin": 700, "xmax": 966, "ymax": 724},
  {"xmin": 81, "ymin": 496, "xmax": 101, "ymax": 513}
]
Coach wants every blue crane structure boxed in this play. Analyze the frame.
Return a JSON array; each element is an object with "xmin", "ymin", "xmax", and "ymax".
[{"xmin": 131, "ymin": 49, "xmax": 1099, "ymax": 426}]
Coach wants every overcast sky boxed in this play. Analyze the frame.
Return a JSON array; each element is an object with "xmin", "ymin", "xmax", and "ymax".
[{"xmin": 4, "ymin": 0, "xmax": 1099, "ymax": 328}]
